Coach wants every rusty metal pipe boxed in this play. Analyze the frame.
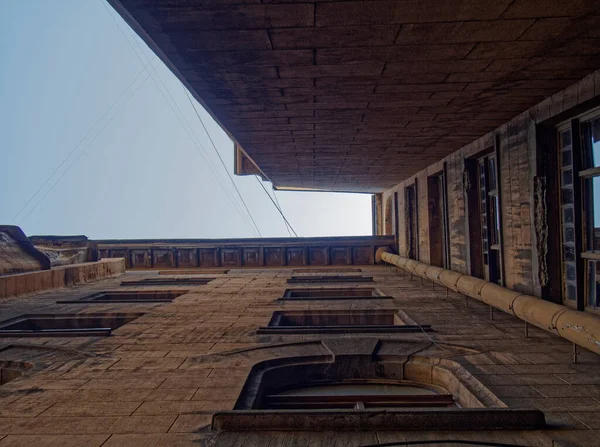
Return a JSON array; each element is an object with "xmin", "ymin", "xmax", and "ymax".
[{"xmin": 377, "ymin": 249, "xmax": 600, "ymax": 355}]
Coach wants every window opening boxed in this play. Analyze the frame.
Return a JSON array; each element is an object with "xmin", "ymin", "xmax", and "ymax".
[
  {"xmin": 0, "ymin": 313, "xmax": 144, "ymax": 337},
  {"xmin": 428, "ymin": 170, "xmax": 451, "ymax": 269},
  {"xmin": 477, "ymin": 153, "xmax": 502, "ymax": 284},
  {"xmin": 158, "ymin": 269, "xmax": 228, "ymax": 275},
  {"xmin": 292, "ymin": 268, "xmax": 362, "ymax": 274},
  {"xmin": 287, "ymin": 275, "xmax": 372, "ymax": 283},
  {"xmin": 558, "ymin": 108, "xmax": 600, "ymax": 309},
  {"xmin": 466, "ymin": 149, "xmax": 503, "ymax": 284},
  {"xmin": 281, "ymin": 288, "xmax": 385, "ymax": 300},
  {"xmin": 258, "ymin": 310, "xmax": 432, "ymax": 334},
  {"xmin": 405, "ymin": 182, "xmax": 419, "ymax": 260},
  {"xmin": 57, "ymin": 290, "xmax": 187, "ymax": 304},
  {"xmin": 264, "ymin": 381, "xmax": 455, "ymax": 410},
  {"xmin": 121, "ymin": 277, "xmax": 214, "ymax": 286}
]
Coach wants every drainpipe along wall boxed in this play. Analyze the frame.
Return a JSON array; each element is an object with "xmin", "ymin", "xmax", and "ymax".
[{"xmin": 377, "ymin": 248, "xmax": 600, "ymax": 355}]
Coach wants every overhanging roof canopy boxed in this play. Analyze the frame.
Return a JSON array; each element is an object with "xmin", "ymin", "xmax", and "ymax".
[{"xmin": 110, "ymin": 0, "xmax": 600, "ymax": 192}]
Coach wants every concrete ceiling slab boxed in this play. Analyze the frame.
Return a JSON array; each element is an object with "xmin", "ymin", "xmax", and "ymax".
[{"xmin": 110, "ymin": 0, "xmax": 600, "ymax": 192}]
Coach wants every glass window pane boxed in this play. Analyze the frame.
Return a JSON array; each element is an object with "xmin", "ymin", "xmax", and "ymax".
[
  {"xmin": 587, "ymin": 261, "xmax": 597, "ymax": 307},
  {"xmin": 559, "ymin": 127, "xmax": 577, "ymax": 303},
  {"xmin": 562, "ymin": 169, "xmax": 573, "ymax": 186},
  {"xmin": 561, "ymin": 187, "xmax": 574, "ymax": 204},
  {"xmin": 562, "ymin": 149, "xmax": 572, "ymax": 167},
  {"xmin": 488, "ymin": 157, "xmax": 497, "ymax": 190},
  {"xmin": 563, "ymin": 207, "xmax": 574, "ymax": 225},
  {"xmin": 592, "ymin": 177, "xmax": 600, "ymax": 250},
  {"xmin": 564, "ymin": 226, "xmax": 575, "ymax": 243},
  {"xmin": 489, "ymin": 196, "xmax": 500, "ymax": 245},
  {"xmin": 583, "ymin": 176, "xmax": 600, "ymax": 251},
  {"xmin": 563, "ymin": 245, "xmax": 576, "ymax": 262},
  {"xmin": 561, "ymin": 129, "xmax": 572, "ymax": 148},
  {"xmin": 566, "ymin": 264, "xmax": 577, "ymax": 281},
  {"xmin": 589, "ymin": 118, "xmax": 600, "ymax": 168}
]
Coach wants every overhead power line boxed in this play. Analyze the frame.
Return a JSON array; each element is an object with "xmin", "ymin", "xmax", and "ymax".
[
  {"xmin": 182, "ymin": 87, "xmax": 264, "ymax": 237},
  {"xmin": 12, "ymin": 59, "xmax": 153, "ymax": 223},
  {"xmin": 254, "ymin": 176, "xmax": 299, "ymax": 238},
  {"xmin": 19, "ymin": 70, "xmax": 152, "ymax": 224},
  {"xmin": 101, "ymin": 0, "xmax": 262, "ymax": 237},
  {"xmin": 273, "ymin": 188, "xmax": 293, "ymax": 237}
]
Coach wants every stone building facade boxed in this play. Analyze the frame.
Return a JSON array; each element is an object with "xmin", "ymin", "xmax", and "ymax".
[{"xmin": 1, "ymin": 254, "xmax": 600, "ymax": 446}]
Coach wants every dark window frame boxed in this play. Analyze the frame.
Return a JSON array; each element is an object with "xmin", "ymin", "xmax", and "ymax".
[
  {"xmin": 405, "ymin": 181, "xmax": 419, "ymax": 260},
  {"xmin": 56, "ymin": 290, "xmax": 187, "ymax": 304},
  {"xmin": 120, "ymin": 277, "xmax": 214, "ymax": 286},
  {"xmin": 257, "ymin": 310, "xmax": 432, "ymax": 334},
  {"xmin": 213, "ymin": 346, "xmax": 545, "ymax": 431},
  {"xmin": 0, "ymin": 313, "xmax": 144, "ymax": 337},
  {"xmin": 466, "ymin": 144, "xmax": 504, "ymax": 285},
  {"xmin": 287, "ymin": 275, "xmax": 373, "ymax": 284},
  {"xmin": 427, "ymin": 166, "xmax": 451, "ymax": 269},
  {"xmin": 279, "ymin": 287, "xmax": 388, "ymax": 300},
  {"xmin": 263, "ymin": 380, "xmax": 455, "ymax": 410},
  {"xmin": 556, "ymin": 106, "xmax": 600, "ymax": 310},
  {"xmin": 394, "ymin": 191, "xmax": 400, "ymax": 242},
  {"xmin": 291, "ymin": 268, "xmax": 362, "ymax": 274}
]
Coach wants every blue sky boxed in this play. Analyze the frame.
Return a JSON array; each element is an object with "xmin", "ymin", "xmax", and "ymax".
[{"xmin": 0, "ymin": 0, "xmax": 372, "ymax": 239}]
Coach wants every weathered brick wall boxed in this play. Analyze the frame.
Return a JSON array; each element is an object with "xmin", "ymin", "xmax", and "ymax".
[{"xmin": 383, "ymin": 70, "xmax": 600, "ymax": 297}]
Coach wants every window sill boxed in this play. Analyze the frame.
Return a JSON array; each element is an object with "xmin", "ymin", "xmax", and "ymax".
[
  {"xmin": 256, "ymin": 325, "xmax": 432, "ymax": 334},
  {"xmin": 277, "ymin": 295, "xmax": 393, "ymax": 301},
  {"xmin": 212, "ymin": 408, "xmax": 545, "ymax": 431}
]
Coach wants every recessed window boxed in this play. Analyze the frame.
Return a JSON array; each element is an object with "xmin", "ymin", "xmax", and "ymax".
[
  {"xmin": 556, "ymin": 107, "xmax": 600, "ymax": 309},
  {"xmin": 257, "ymin": 310, "xmax": 431, "ymax": 334},
  {"xmin": 292, "ymin": 268, "xmax": 361, "ymax": 274},
  {"xmin": 121, "ymin": 277, "xmax": 214, "ymax": 286},
  {"xmin": 466, "ymin": 148, "xmax": 503, "ymax": 284},
  {"xmin": 57, "ymin": 290, "xmax": 187, "ymax": 304},
  {"xmin": 428, "ymin": 168, "xmax": 451, "ymax": 269},
  {"xmin": 405, "ymin": 182, "xmax": 419, "ymax": 260},
  {"xmin": 0, "ymin": 313, "xmax": 144, "ymax": 337},
  {"xmin": 213, "ymin": 343, "xmax": 545, "ymax": 431},
  {"xmin": 263, "ymin": 381, "xmax": 455, "ymax": 410},
  {"xmin": 158, "ymin": 269, "xmax": 228, "ymax": 275},
  {"xmin": 287, "ymin": 275, "xmax": 373, "ymax": 283},
  {"xmin": 280, "ymin": 288, "xmax": 386, "ymax": 300}
]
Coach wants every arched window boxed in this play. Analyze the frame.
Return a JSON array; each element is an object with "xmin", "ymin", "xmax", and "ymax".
[{"xmin": 213, "ymin": 340, "xmax": 545, "ymax": 431}]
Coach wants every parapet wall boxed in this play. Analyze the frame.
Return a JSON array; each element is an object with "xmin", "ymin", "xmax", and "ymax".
[
  {"xmin": 0, "ymin": 258, "xmax": 126, "ymax": 299},
  {"xmin": 94, "ymin": 236, "xmax": 395, "ymax": 269}
]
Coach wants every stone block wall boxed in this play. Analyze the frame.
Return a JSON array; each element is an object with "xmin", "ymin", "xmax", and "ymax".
[
  {"xmin": 0, "ymin": 266, "xmax": 597, "ymax": 445},
  {"xmin": 382, "ymin": 70, "xmax": 600, "ymax": 300}
]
